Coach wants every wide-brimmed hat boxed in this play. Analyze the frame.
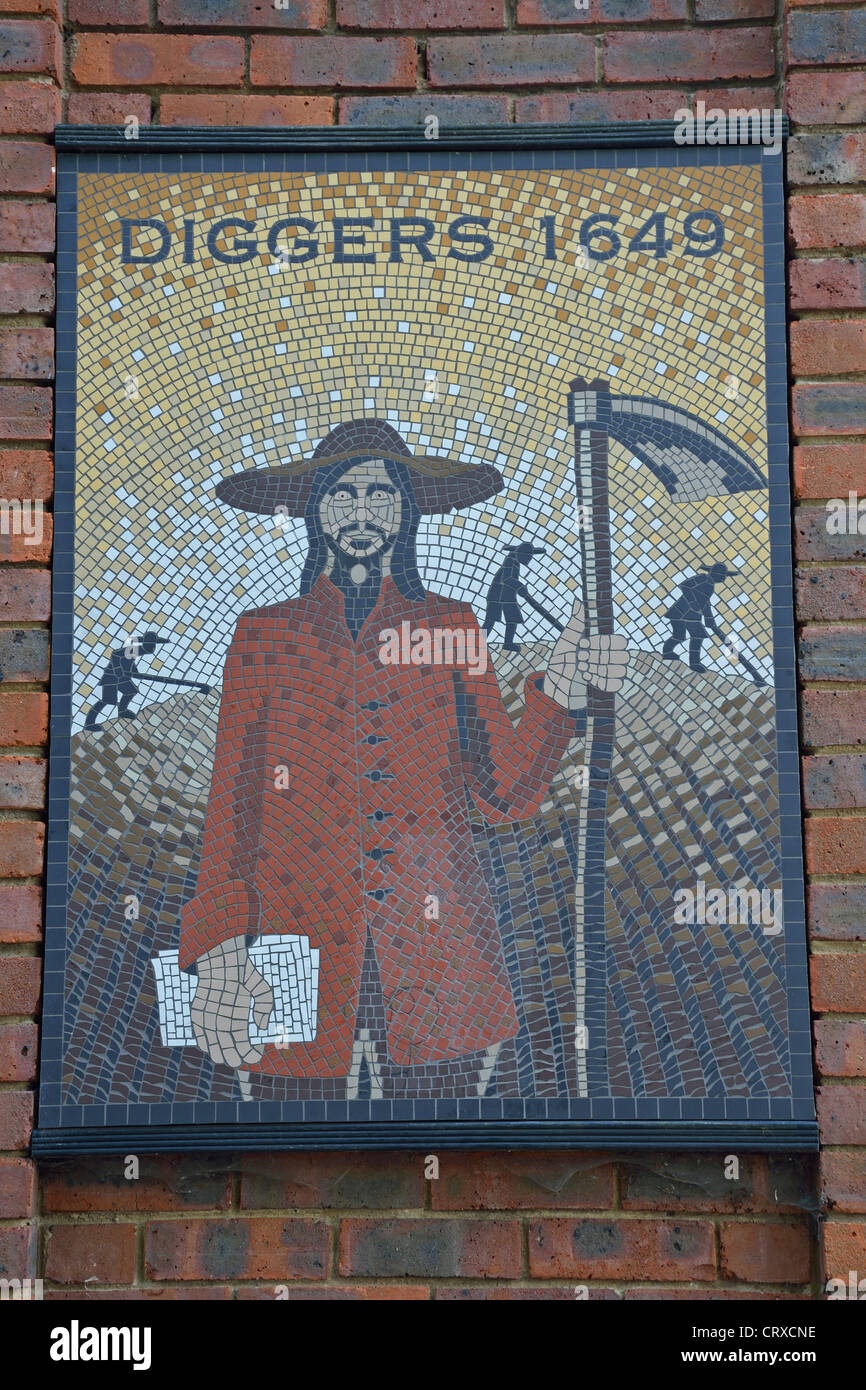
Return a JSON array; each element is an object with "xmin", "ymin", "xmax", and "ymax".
[
  {"xmin": 699, "ymin": 563, "xmax": 736, "ymax": 580},
  {"xmin": 215, "ymin": 418, "xmax": 503, "ymax": 517}
]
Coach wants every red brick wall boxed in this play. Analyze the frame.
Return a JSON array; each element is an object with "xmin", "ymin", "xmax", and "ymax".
[{"xmin": 0, "ymin": 0, "xmax": 861, "ymax": 1299}]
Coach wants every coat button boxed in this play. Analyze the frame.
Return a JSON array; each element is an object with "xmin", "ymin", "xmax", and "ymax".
[
  {"xmin": 364, "ymin": 769, "xmax": 394, "ymax": 782},
  {"xmin": 366, "ymin": 848, "xmax": 393, "ymax": 863},
  {"xmin": 365, "ymin": 810, "xmax": 392, "ymax": 823},
  {"xmin": 366, "ymin": 888, "xmax": 392, "ymax": 902},
  {"xmin": 360, "ymin": 700, "xmax": 383, "ymax": 711},
  {"xmin": 362, "ymin": 734, "xmax": 388, "ymax": 745}
]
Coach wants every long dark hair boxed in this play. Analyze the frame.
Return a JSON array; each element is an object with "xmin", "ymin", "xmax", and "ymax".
[{"xmin": 299, "ymin": 455, "xmax": 425, "ymax": 601}]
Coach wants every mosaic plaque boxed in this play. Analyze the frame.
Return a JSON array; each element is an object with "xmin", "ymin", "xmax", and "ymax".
[{"xmin": 34, "ymin": 127, "xmax": 815, "ymax": 1153}]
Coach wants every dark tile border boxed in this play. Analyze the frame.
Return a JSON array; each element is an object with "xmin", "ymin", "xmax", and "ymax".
[{"xmin": 36, "ymin": 127, "xmax": 815, "ymax": 1154}]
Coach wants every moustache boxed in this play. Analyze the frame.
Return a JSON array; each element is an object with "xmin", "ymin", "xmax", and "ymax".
[{"xmin": 338, "ymin": 524, "xmax": 388, "ymax": 543}]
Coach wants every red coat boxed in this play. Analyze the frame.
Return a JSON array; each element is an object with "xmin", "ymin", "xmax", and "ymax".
[{"xmin": 178, "ymin": 575, "xmax": 578, "ymax": 1076}]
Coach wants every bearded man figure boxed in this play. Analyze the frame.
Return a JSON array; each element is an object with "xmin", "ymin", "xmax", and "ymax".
[{"xmin": 178, "ymin": 419, "xmax": 628, "ymax": 1098}]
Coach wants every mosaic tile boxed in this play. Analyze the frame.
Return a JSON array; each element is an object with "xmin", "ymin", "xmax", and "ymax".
[{"xmin": 38, "ymin": 143, "xmax": 813, "ymax": 1143}]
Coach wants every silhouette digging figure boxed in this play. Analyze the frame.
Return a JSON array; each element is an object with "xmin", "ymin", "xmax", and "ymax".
[
  {"xmin": 84, "ymin": 631, "xmax": 168, "ymax": 730},
  {"xmin": 83, "ymin": 633, "xmax": 213, "ymax": 731},
  {"xmin": 483, "ymin": 542, "xmax": 564, "ymax": 653},
  {"xmin": 662, "ymin": 563, "xmax": 734, "ymax": 674}
]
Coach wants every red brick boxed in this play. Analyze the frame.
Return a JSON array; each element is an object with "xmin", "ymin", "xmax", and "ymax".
[
  {"xmin": 0, "ymin": 514, "xmax": 52, "ymax": 564},
  {"xmin": 695, "ymin": 0, "xmax": 773, "ymax": 15},
  {"xmin": 789, "ymin": 134, "xmax": 866, "ymax": 187},
  {"xmin": 822, "ymin": 1222, "xmax": 866, "ymax": 1282},
  {"xmin": 161, "ymin": 94, "xmax": 333, "ymax": 127},
  {"xmin": 787, "ymin": 71, "xmax": 866, "ymax": 126},
  {"xmin": 0, "ymin": 1225, "xmax": 36, "ymax": 1279},
  {"xmin": 0, "ymin": 142, "xmax": 53, "ymax": 196},
  {"xmin": 794, "ymin": 444, "xmax": 866, "ymax": 497},
  {"xmin": 0, "ymin": 693, "xmax": 48, "ymax": 745},
  {"xmin": 797, "ymin": 567, "xmax": 866, "ymax": 621},
  {"xmin": 528, "ymin": 1218, "xmax": 715, "ymax": 1281},
  {"xmin": 795, "ymin": 504, "xmax": 866, "ymax": 564},
  {"xmin": 0, "ymin": 570, "xmax": 50, "ymax": 621},
  {"xmin": 809, "ymin": 883, "xmax": 866, "ymax": 941},
  {"xmin": 620, "ymin": 1154, "xmax": 813, "ymax": 1214},
  {"xmin": 0, "ymin": 821, "xmax": 42, "ymax": 880},
  {"xmin": 820, "ymin": 1150, "xmax": 866, "ymax": 1213},
  {"xmin": 604, "ymin": 29, "xmax": 774, "ymax": 84},
  {"xmin": 790, "ymin": 259, "xmax": 866, "ymax": 312},
  {"xmin": 47, "ymin": 1287, "xmax": 233, "ymax": 1300},
  {"xmin": 0, "ymin": 329, "xmax": 53, "ymax": 382},
  {"xmin": 45, "ymin": 1224, "xmax": 136, "ymax": 1286},
  {"xmin": 0, "ymin": 452, "xmax": 53, "ymax": 503},
  {"xmin": 0, "ymin": 1090, "xmax": 32, "ymax": 1148},
  {"xmin": 817, "ymin": 1085, "xmax": 866, "ymax": 1144},
  {"xmin": 237, "ymin": 1283, "xmax": 431, "ymax": 1300},
  {"xmin": 806, "ymin": 817, "xmax": 866, "ymax": 875},
  {"xmin": 793, "ymin": 385, "xmax": 866, "ymax": 436},
  {"xmin": 43, "ymin": 1157, "xmax": 232, "ymax": 1213},
  {"xmin": 626, "ymin": 1287, "xmax": 801, "ymax": 1300},
  {"xmin": 518, "ymin": 0, "xmax": 685, "ymax": 17},
  {"xmin": 786, "ymin": 10, "xmax": 866, "ymax": 68},
  {"xmin": 0, "ymin": 385, "xmax": 52, "ymax": 440},
  {"xmin": 801, "ymin": 626, "xmax": 866, "ymax": 681},
  {"xmin": 0, "ymin": 757, "xmax": 45, "ymax": 810},
  {"xmin": 0, "ymin": 263, "xmax": 55, "ymax": 318},
  {"xmin": 790, "ymin": 195, "xmax": 866, "ymax": 251},
  {"xmin": 516, "ymin": 91, "xmax": 686, "ymax": 124},
  {"xmin": 0, "ymin": 0, "xmax": 59, "ymax": 15},
  {"xmin": 803, "ymin": 755, "xmax": 866, "ymax": 811},
  {"xmin": 0, "ymin": 20, "xmax": 61, "ymax": 79},
  {"xmin": 0, "ymin": 1156, "xmax": 34, "ymax": 1217},
  {"xmin": 146, "ymin": 1217, "xmax": 329, "ymax": 1281},
  {"xmin": 815, "ymin": 1019, "xmax": 866, "ymax": 1077},
  {"xmin": 0, "ymin": 885, "xmax": 42, "ymax": 942},
  {"xmin": 251, "ymin": 36, "xmax": 416, "ymax": 88},
  {"xmin": 434, "ymin": 1285, "xmax": 617, "ymax": 1299},
  {"xmin": 0, "ymin": 82, "xmax": 60, "ymax": 134},
  {"xmin": 0, "ymin": 1022, "xmax": 37, "ymax": 1082},
  {"xmin": 429, "ymin": 1152, "xmax": 613, "ymax": 1211},
  {"xmin": 70, "ymin": 0, "xmax": 150, "ymax": 21},
  {"xmin": 0, "ymin": 632, "xmax": 49, "ymax": 688},
  {"xmin": 791, "ymin": 320, "xmax": 866, "ymax": 377},
  {"xmin": 67, "ymin": 92, "xmax": 151, "ymax": 125},
  {"xmin": 0, "ymin": 206, "xmax": 54, "ymax": 255},
  {"xmin": 0, "ymin": 954, "xmax": 40, "ymax": 1012},
  {"xmin": 339, "ymin": 1218, "xmax": 521, "ymax": 1278},
  {"xmin": 811, "ymin": 953, "xmax": 866, "ymax": 1012},
  {"xmin": 72, "ymin": 34, "xmax": 245, "ymax": 87},
  {"xmin": 340, "ymin": 93, "xmax": 507, "ymax": 126},
  {"xmin": 342, "ymin": 0, "xmax": 502, "ymax": 23},
  {"xmin": 240, "ymin": 1151, "xmax": 424, "ymax": 1209},
  {"xmin": 429, "ymin": 34, "xmax": 594, "ymax": 87},
  {"xmin": 802, "ymin": 689, "xmax": 866, "ymax": 747},
  {"xmin": 692, "ymin": 85, "xmax": 777, "ymax": 111},
  {"xmin": 161, "ymin": 0, "xmax": 327, "ymax": 25},
  {"xmin": 719, "ymin": 1223, "xmax": 811, "ymax": 1283}
]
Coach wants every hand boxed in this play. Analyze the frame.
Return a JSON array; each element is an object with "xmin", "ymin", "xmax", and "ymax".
[
  {"xmin": 190, "ymin": 937, "xmax": 274, "ymax": 1068},
  {"xmin": 543, "ymin": 598, "xmax": 629, "ymax": 709}
]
